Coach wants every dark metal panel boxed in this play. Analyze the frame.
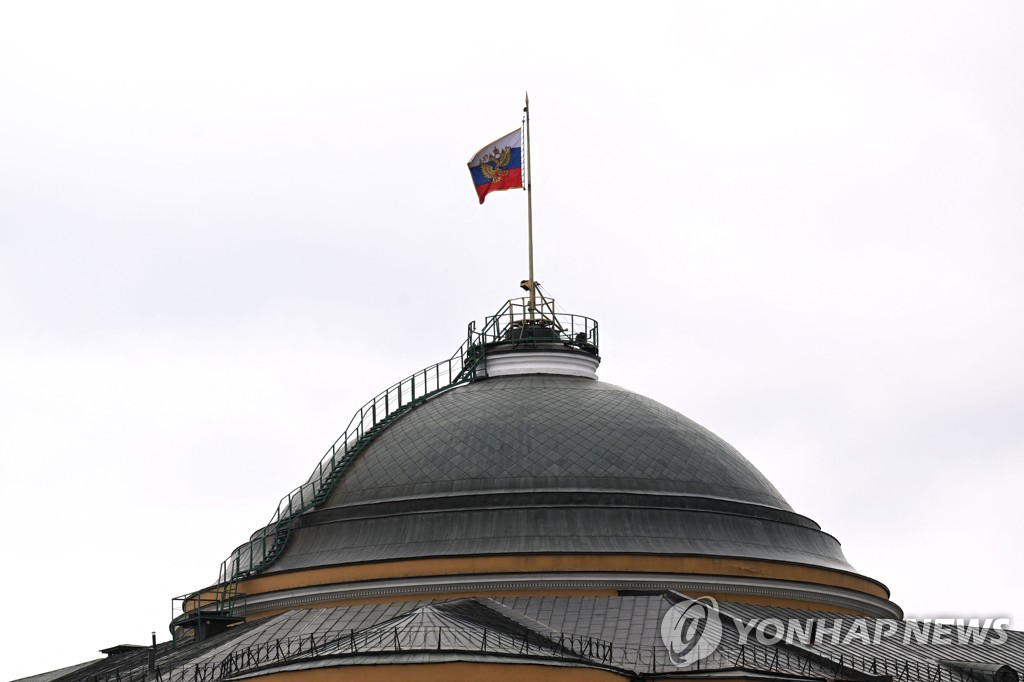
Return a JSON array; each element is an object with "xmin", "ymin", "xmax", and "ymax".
[
  {"xmin": 254, "ymin": 374, "xmax": 865, "ymax": 578},
  {"xmin": 323, "ymin": 375, "xmax": 794, "ymax": 511},
  {"xmin": 270, "ymin": 505, "xmax": 853, "ymax": 573}
]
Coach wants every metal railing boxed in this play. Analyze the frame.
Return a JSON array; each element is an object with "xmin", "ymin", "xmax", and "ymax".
[
  {"xmin": 89, "ymin": 628, "xmax": 645, "ymax": 682},
  {"xmin": 170, "ymin": 589, "xmax": 245, "ymax": 643},
  {"xmin": 173, "ymin": 295, "xmax": 600, "ymax": 624},
  {"xmin": 213, "ymin": 340, "xmax": 473, "ymax": 584},
  {"xmin": 71, "ymin": 625, "xmax": 1019, "ymax": 682},
  {"xmin": 478, "ymin": 296, "xmax": 599, "ymax": 351}
]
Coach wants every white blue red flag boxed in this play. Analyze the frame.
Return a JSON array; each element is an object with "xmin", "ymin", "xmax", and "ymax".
[{"xmin": 467, "ymin": 129, "xmax": 523, "ymax": 204}]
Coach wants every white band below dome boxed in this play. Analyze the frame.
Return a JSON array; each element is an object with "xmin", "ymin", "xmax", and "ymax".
[{"xmin": 477, "ymin": 349, "xmax": 600, "ymax": 379}]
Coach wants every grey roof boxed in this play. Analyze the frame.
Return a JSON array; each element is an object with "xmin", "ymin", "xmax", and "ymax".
[
  {"xmin": 268, "ymin": 374, "xmax": 858, "ymax": 574},
  {"xmin": 275, "ymin": 503, "xmax": 855, "ymax": 571},
  {"xmin": 37, "ymin": 597, "xmax": 1024, "ymax": 682},
  {"xmin": 324, "ymin": 375, "xmax": 793, "ymax": 509}
]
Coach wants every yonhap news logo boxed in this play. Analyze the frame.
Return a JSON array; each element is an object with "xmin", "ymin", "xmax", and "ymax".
[
  {"xmin": 661, "ymin": 597, "xmax": 1012, "ymax": 669},
  {"xmin": 660, "ymin": 597, "xmax": 724, "ymax": 667}
]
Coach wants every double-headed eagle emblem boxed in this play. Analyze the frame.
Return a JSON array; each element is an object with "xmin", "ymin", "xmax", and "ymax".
[{"xmin": 479, "ymin": 145, "xmax": 513, "ymax": 182}]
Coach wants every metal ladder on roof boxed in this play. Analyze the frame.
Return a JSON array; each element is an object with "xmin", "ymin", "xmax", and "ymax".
[{"xmin": 170, "ymin": 296, "xmax": 599, "ymax": 636}]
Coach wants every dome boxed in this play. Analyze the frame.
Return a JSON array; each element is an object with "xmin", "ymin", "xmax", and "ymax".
[
  {"xmin": 268, "ymin": 375, "xmax": 855, "ymax": 573},
  {"xmin": 329, "ymin": 376, "xmax": 791, "ymax": 509},
  {"xmin": 202, "ymin": 297, "xmax": 900, "ymax": 624}
]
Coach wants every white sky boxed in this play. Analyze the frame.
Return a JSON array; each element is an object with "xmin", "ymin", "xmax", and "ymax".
[{"xmin": 1, "ymin": 2, "xmax": 1022, "ymax": 679}]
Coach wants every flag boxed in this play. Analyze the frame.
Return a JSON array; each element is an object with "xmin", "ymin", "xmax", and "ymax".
[{"xmin": 467, "ymin": 129, "xmax": 523, "ymax": 204}]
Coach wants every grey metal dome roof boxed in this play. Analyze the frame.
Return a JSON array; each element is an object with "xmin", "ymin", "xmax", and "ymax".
[
  {"xmin": 269, "ymin": 374, "xmax": 858, "ymax": 574},
  {"xmin": 324, "ymin": 375, "xmax": 791, "ymax": 509}
]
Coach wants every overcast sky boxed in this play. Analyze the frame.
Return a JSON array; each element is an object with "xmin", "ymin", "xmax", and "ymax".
[{"xmin": 2, "ymin": 2, "xmax": 1022, "ymax": 679}]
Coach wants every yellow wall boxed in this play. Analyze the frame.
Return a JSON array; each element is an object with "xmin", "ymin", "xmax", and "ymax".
[
  {"xmin": 251, "ymin": 661, "xmax": 629, "ymax": 682},
  {"xmin": 229, "ymin": 553, "xmax": 889, "ymax": 619},
  {"xmin": 234, "ymin": 660, "xmax": 829, "ymax": 681}
]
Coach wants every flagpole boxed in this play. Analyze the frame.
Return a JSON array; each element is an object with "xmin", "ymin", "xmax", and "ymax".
[{"xmin": 525, "ymin": 92, "xmax": 535, "ymax": 313}]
